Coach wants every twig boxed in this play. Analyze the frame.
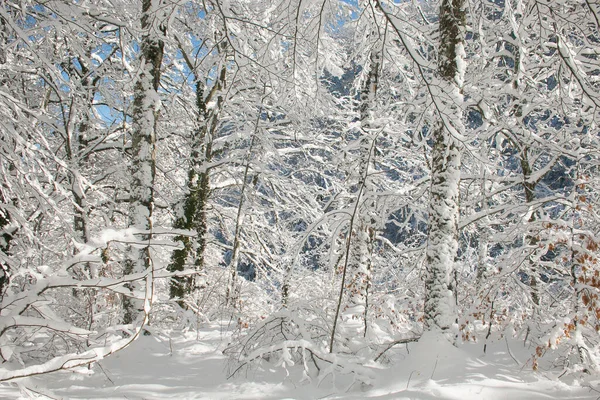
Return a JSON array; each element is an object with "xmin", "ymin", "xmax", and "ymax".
[
  {"xmin": 483, "ymin": 299, "xmax": 495, "ymax": 354},
  {"xmin": 505, "ymin": 336, "xmax": 520, "ymax": 365},
  {"xmin": 557, "ymin": 369, "xmax": 568, "ymax": 379},
  {"xmin": 407, "ymin": 370, "xmax": 415, "ymax": 389},
  {"xmin": 96, "ymin": 361, "xmax": 114, "ymax": 385},
  {"xmin": 21, "ymin": 385, "xmax": 62, "ymax": 400},
  {"xmin": 430, "ymin": 355, "xmax": 439, "ymax": 380},
  {"xmin": 587, "ymin": 384, "xmax": 600, "ymax": 400},
  {"xmin": 373, "ymin": 336, "xmax": 420, "ymax": 362}
]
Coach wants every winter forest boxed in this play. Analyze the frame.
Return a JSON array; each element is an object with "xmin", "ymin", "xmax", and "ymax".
[{"xmin": 1, "ymin": 0, "xmax": 600, "ymax": 398}]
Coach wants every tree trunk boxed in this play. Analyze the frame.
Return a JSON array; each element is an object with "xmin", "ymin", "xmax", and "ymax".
[
  {"xmin": 329, "ymin": 36, "xmax": 382, "ymax": 350},
  {"xmin": 0, "ymin": 18, "xmax": 12, "ymax": 300},
  {"xmin": 62, "ymin": 55, "xmax": 96, "ymax": 253},
  {"xmin": 346, "ymin": 38, "xmax": 381, "ymax": 335},
  {"xmin": 505, "ymin": 18, "xmax": 541, "ymax": 308},
  {"xmin": 0, "ymin": 188, "xmax": 12, "ymax": 300},
  {"xmin": 520, "ymin": 146, "xmax": 541, "ymax": 307},
  {"xmin": 168, "ymin": 59, "xmax": 226, "ymax": 306},
  {"xmin": 424, "ymin": 0, "xmax": 465, "ymax": 332},
  {"xmin": 225, "ymin": 115, "xmax": 259, "ymax": 309},
  {"xmin": 123, "ymin": 0, "xmax": 166, "ymax": 325}
]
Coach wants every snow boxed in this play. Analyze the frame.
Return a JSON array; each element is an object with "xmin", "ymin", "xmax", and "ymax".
[
  {"xmin": 0, "ymin": 324, "xmax": 597, "ymax": 399},
  {"xmin": 455, "ymin": 42, "xmax": 466, "ymax": 88}
]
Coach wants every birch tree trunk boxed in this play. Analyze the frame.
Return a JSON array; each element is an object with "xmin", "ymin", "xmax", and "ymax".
[
  {"xmin": 424, "ymin": 0, "xmax": 465, "ymax": 332},
  {"xmin": 123, "ymin": 0, "xmax": 166, "ymax": 325}
]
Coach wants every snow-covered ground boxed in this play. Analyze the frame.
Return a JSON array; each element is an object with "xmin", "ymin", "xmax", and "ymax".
[{"xmin": 1, "ymin": 324, "xmax": 599, "ymax": 399}]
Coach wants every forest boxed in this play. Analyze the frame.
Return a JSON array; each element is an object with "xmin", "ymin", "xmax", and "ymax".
[{"xmin": 0, "ymin": 0, "xmax": 600, "ymax": 398}]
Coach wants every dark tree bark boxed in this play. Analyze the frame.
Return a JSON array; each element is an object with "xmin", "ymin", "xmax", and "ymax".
[{"xmin": 168, "ymin": 53, "xmax": 227, "ymax": 307}]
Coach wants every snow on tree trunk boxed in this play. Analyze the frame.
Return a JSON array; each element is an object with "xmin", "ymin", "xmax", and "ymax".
[
  {"xmin": 64, "ymin": 60, "xmax": 94, "ymax": 252},
  {"xmin": 424, "ymin": 0, "xmax": 465, "ymax": 332},
  {"xmin": 508, "ymin": 25, "xmax": 541, "ymax": 309},
  {"xmin": 0, "ymin": 22, "xmax": 12, "ymax": 300},
  {"xmin": 73, "ymin": 66, "xmax": 96, "ymax": 249},
  {"xmin": 123, "ymin": 0, "xmax": 166, "ymax": 325},
  {"xmin": 345, "ymin": 39, "xmax": 381, "ymax": 335},
  {"xmin": 329, "ymin": 35, "xmax": 382, "ymax": 351},
  {"xmin": 168, "ymin": 57, "xmax": 226, "ymax": 307},
  {"xmin": 520, "ymin": 146, "xmax": 541, "ymax": 307},
  {"xmin": 0, "ymin": 187, "xmax": 12, "ymax": 299},
  {"xmin": 225, "ymin": 111, "xmax": 259, "ymax": 310}
]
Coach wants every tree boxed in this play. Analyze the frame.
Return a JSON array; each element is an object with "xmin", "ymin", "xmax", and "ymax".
[
  {"xmin": 166, "ymin": 7, "xmax": 229, "ymax": 308},
  {"xmin": 422, "ymin": 0, "xmax": 465, "ymax": 332},
  {"xmin": 2, "ymin": 0, "xmax": 600, "ymax": 385},
  {"xmin": 123, "ymin": 0, "xmax": 167, "ymax": 324},
  {"xmin": 330, "ymin": 17, "xmax": 384, "ymax": 350}
]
